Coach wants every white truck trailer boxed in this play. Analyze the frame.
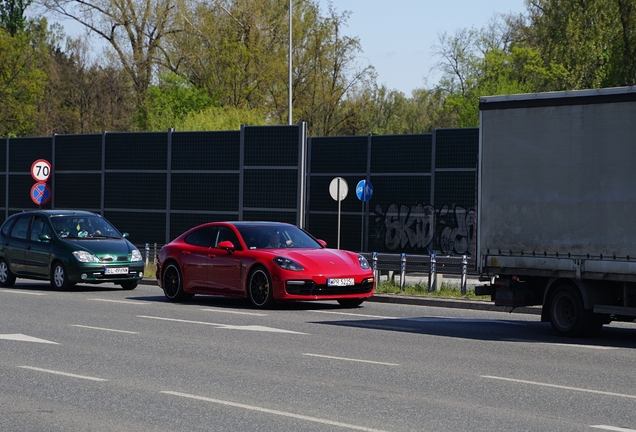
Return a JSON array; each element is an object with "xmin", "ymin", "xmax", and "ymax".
[{"xmin": 476, "ymin": 86, "xmax": 636, "ymax": 337}]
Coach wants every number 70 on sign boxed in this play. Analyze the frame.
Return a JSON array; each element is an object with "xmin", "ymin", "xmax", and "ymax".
[{"xmin": 31, "ymin": 159, "xmax": 52, "ymax": 182}]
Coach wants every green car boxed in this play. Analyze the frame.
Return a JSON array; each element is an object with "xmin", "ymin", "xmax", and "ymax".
[{"xmin": 0, "ymin": 210, "xmax": 144, "ymax": 290}]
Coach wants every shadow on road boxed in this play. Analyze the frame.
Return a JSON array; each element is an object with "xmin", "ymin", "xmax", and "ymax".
[{"xmin": 310, "ymin": 315, "xmax": 636, "ymax": 349}]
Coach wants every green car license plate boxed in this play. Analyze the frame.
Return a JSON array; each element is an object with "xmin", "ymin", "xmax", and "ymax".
[{"xmin": 105, "ymin": 267, "xmax": 129, "ymax": 275}]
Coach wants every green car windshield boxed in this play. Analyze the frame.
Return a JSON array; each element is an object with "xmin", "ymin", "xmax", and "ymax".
[{"xmin": 51, "ymin": 215, "xmax": 122, "ymax": 239}]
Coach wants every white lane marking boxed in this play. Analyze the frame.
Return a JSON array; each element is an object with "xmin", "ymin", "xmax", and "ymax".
[
  {"xmin": 591, "ymin": 426, "xmax": 636, "ymax": 432},
  {"xmin": 138, "ymin": 315, "xmax": 307, "ymax": 334},
  {"xmin": 162, "ymin": 391, "xmax": 389, "ymax": 432},
  {"xmin": 89, "ymin": 299, "xmax": 149, "ymax": 305},
  {"xmin": 309, "ymin": 310, "xmax": 525, "ymax": 325},
  {"xmin": 0, "ymin": 334, "xmax": 59, "ymax": 344},
  {"xmin": 19, "ymin": 366, "xmax": 106, "ymax": 382},
  {"xmin": 71, "ymin": 325, "xmax": 138, "ymax": 334},
  {"xmin": 303, "ymin": 353, "xmax": 400, "ymax": 366},
  {"xmin": 504, "ymin": 338, "xmax": 618, "ymax": 350},
  {"xmin": 482, "ymin": 376, "xmax": 636, "ymax": 399},
  {"xmin": 0, "ymin": 289, "xmax": 47, "ymax": 295},
  {"xmin": 200, "ymin": 308, "xmax": 268, "ymax": 317}
]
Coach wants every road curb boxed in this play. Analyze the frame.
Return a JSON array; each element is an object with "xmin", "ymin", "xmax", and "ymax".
[{"xmin": 141, "ymin": 278, "xmax": 541, "ymax": 315}]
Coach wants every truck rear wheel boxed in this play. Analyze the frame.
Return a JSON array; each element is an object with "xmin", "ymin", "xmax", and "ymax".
[{"xmin": 549, "ymin": 284, "xmax": 593, "ymax": 337}]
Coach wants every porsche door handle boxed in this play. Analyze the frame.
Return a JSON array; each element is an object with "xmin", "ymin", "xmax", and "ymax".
[
  {"xmin": 208, "ymin": 254, "xmax": 216, "ymax": 259},
  {"xmin": 182, "ymin": 251, "xmax": 190, "ymax": 255}
]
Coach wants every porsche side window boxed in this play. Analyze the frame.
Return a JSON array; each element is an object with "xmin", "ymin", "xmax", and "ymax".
[
  {"xmin": 215, "ymin": 227, "xmax": 241, "ymax": 250},
  {"xmin": 184, "ymin": 226, "xmax": 217, "ymax": 247}
]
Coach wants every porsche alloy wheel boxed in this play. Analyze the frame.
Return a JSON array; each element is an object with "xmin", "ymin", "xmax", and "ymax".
[
  {"xmin": 248, "ymin": 268, "xmax": 275, "ymax": 308},
  {"xmin": 162, "ymin": 263, "xmax": 193, "ymax": 302}
]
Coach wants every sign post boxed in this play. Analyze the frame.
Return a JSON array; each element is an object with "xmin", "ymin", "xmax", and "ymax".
[
  {"xmin": 355, "ymin": 180, "xmax": 374, "ymax": 251},
  {"xmin": 329, "ymin": 177, "xmax": 348, "ymax": 249},
  {"xmin": 30, "ymin": 159, "xmax": 52, "ymax": 207}
]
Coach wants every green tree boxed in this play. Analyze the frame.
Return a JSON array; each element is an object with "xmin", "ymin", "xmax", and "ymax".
[
  {"xmin": 138, "ymin": 73, "xmax": 216, "ymax": 131},
  {"xmin": 41, "ymin": 0, "xmax": 184, "ymax": 125},
  {"xmin": 527, "ymin": 0, "xmax": 636, "ymax": 88},
  {"xmin": 0, "ymin": 0, "xmax": 31, "ymax": 35},
  {"xmin": 166, "ymin": 0, "xmax": 374, "ymax": 135},
  {"xmin": 0, "ymin": 28, "xmax": 46, "ymax": 136}
]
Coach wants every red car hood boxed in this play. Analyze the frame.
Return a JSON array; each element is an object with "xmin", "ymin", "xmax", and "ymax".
[{"xmin": 281, "ymin": 248, "xmax": 363, "ymax": 274}]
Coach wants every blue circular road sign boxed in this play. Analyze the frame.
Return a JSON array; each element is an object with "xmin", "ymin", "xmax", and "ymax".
[
  {"xmin": 356, "ymin": 180, "xmax": 374, "ymax": 202},
  {"xmin": 31, "ymin": 182, "xmax": 51, "ymax": 205}
]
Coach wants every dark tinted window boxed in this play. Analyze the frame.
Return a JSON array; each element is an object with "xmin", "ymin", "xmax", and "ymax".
[
  {"xmin": 184, "ymin": 226, "xmax": 217, "ymax": 247},
  {"xmin": 1, "ymin": 217, "xmax": 16, "ymax": 236},
  {"xmin": 215, "ymin": 226, "xmax": 241, "ymax": 249},
  {"xmin": 30, "ymin": 216, "xmax": 51, "ymax": 242},
  {"xmin": 10, "ymin": 215, "xmax": 31, "ymax": 240}
]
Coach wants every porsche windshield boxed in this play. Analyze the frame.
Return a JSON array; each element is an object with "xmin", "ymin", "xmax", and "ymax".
[
  {"xmin": 237, "ymin": 225, "xmax": 322, "ymax": 249},
  {"xmin": 51, "ymin": 216, "xmax": 122, "ymax": 239}
]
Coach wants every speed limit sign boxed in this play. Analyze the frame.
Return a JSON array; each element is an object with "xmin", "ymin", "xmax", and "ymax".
[{"xmin": 31, "ymin": 159, "xmax": 52, "ymax": 182}]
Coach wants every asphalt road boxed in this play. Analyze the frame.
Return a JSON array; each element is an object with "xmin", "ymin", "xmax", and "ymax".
[{"xmin": 2, "ymin": 282, "xmax": 636, "ymax": 432}]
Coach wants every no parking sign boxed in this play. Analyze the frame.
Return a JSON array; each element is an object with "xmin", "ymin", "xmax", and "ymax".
[
  {"xmin": 31, "ymin": 182, "xmax": 51, "ymax": 205},
  {"xmin": 30, "ymin": 159, "xmax": 52, "ymax": 206}
]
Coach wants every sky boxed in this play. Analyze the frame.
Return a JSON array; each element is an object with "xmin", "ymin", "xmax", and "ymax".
[
  {"xmin": 317, "ymin": 0, "xmax": 528, "ymax": 95},
  {"xmin": 41, "ymin": 0, "xmax": 529, "ymax": 96}
]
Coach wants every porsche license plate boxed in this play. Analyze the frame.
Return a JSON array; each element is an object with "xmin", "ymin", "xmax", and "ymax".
[
  {"xmin": 328, "ymin": 278, "xmax": 354, "ymax": 287},
  {"xmin": 105, "ymin": 267, "xmax": 129, "ymax": 275}
]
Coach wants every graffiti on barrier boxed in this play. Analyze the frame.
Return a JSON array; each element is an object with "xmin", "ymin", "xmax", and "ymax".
[{"xmin": 373, "ymin": 202, "xmax": 475, "ymax": 255}]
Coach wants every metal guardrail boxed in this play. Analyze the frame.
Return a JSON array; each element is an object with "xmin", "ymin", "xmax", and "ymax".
[{"xmin": 361, "ymin": 252, "xmax": 478, "ymax": 295}]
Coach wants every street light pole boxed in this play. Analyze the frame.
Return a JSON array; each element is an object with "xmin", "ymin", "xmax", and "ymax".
[{"xmin": 288, "ymin": 0, "xmax": 292, "ymax": 125}]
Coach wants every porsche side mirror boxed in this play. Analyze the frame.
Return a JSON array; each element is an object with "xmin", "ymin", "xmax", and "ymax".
[
  {"xmin": 217, "ymin": 240, "xmax": 235, "ymax": 253},
  {"xmin": 317, "ymin": 239, "xmax": 327, "ymax": 248}
]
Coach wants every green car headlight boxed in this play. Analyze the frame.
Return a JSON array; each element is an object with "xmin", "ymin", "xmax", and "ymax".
[
  {"xmin": 131, "ymin": 249, "xmax": 142, "ymax": 262},
  {"xmin": 73, "ymin": 250, "xmax": 100, "ymax": 263}
]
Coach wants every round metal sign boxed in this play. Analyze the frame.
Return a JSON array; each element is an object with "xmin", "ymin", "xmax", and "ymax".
[
  {"xmin": 31, "ymin": 182, "xmax": 51, "ymax": 205},
  {"xmin": 31, "ymin": 159, "xmax": 52, "ymax": 182},
  {"xmin": 355, "ymin": 180, "xmax": 374, "ymax": 202},
  {"xmin": 329, "ymin": 177, "xmax": 348, "ymax": 201}
]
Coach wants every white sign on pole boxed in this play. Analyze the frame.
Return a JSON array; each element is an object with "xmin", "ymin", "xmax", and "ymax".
[
  {"xmin": 329, "ymin": 177, "xmax": 348, "ymax": 249},
  {"xmin": 329, "ymin": 177, "xmax": 348, "ymax": 201}
]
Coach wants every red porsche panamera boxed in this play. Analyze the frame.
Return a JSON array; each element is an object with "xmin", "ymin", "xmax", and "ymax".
[{"xmin": 156, "ymin": 221, "xmax": 375, "ymax": 308}]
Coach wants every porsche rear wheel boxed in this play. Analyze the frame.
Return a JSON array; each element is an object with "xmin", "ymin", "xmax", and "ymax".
[
  {"xmin": 162, "ymin": 263, "xmax": 193, "ymax": 302},
  {"xmin": 248, "ymin": 268, "xmax": 275, "ymax": 308}
]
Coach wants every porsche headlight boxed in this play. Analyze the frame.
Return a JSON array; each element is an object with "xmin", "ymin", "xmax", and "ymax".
[
  {"xmin": 358, "ymin": 254, "xmax": 371, "ymax": 269},
  {"xmin": 131, "ymin": 249, "xmax": 142, "ymax": 262},
  {"xmin": 73, "ymin": 250, "xmax": 101, "ymax": 263},
  {"xmin": 273, "ymin": 257, "xmax": 304, "ymax": 271}
]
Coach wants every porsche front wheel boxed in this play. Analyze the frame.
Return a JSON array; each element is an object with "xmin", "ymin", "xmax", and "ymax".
[{"xmin": 248, "ymin": 268, "xmax": 275, "ymax": 308}]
